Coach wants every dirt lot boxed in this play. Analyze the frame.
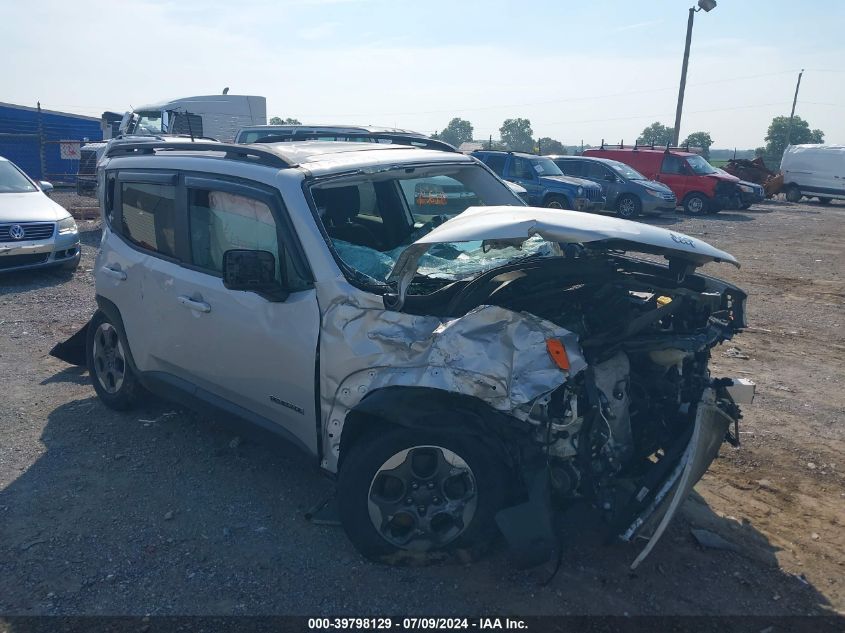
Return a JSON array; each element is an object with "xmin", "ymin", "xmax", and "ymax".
[{"xmin": 0, "ymin": 193, "xmax": 843, "ymax": 617}]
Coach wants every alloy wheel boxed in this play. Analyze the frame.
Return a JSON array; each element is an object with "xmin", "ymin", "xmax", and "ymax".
[
  {"xmin": 367, "ymin": 445, "xmax": 478, "ymax": 551},
  {"xmin": 92, "ymin": 322, "xmax": 126, "ymax": 394}
]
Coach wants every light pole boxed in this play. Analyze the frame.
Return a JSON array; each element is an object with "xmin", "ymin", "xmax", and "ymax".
[{"xmin": 672, "ymin": 0, "xmax": 717, "ymax": 146}]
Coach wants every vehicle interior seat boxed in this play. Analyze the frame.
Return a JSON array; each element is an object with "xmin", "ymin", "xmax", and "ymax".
[{"xmin": 313, "ymin": 186, "xmax": 383, "ymax": 250}]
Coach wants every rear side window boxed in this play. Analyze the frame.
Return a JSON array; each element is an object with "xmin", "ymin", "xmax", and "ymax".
[
  {"xmin": 120, "ymin": 182, "xmax": 177, "ymax": 257},
  {"xmin": 188, "ymin": 189, "xmax": 282, "ymax": 282},
  {"xmin": 483, "ymin": 154, "xmax": 506, "ymax": 176},
  {"xmin": 557, "ymin": 160, "xmax": 583, "ymax": 176},
  {"xmin": 660, "ymin": 155, "xmax": 686, "ymax": 175}
]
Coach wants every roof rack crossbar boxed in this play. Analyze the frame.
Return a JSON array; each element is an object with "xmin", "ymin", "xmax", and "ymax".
[
  {"xmin": 105, "ymin": 141, "xmax": 291, "ymax": 168},
  {"xmin": 252, "ymin": 131, "xmax": 459, "ymax": 153}
]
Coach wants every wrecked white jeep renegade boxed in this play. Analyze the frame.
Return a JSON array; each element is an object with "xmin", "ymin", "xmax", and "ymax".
[{"xmin": 53, "ymin": 138, "xmax": 753, "ymax": 567}]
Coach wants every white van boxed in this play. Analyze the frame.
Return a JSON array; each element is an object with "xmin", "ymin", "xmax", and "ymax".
[{"xmin": 781, "ymin": 144, "xmax": 845, "ymax": 204}]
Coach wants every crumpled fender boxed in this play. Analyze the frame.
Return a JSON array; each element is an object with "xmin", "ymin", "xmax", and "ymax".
[{"xmin": 320, "ymin": 299, "xmax": 586, "ymax": 472}]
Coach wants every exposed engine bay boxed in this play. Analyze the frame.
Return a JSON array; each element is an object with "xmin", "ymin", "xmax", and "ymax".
[{"xmin": 398, "ymin": 252, "xmax": 751, "ymax": 564}]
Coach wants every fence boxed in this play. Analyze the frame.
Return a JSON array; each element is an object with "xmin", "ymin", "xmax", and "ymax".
[{"xmin": 0, "ymin": 102, "xmax": 102, "ymax": 186}]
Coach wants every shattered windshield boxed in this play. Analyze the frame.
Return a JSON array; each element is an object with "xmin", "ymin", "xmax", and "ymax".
[{"xmin": 311, "ymin": 163, "xmax": 557, "ymax": 286}]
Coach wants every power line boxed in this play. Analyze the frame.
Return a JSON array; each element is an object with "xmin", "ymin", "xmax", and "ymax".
[{"xmin": 302, "ymin": 69, "xmax": 800, "ymax": 118}]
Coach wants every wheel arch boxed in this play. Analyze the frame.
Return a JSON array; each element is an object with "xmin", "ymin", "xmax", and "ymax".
[
  {"xmin": 681, "ymin": 190, "xmax": 712, "ymax": 205},
  {"xmin": 338, "ymin": 386, "xmax": 517, "ymax": 472},
  {"xmin": 94, "ymin": 295, "xmax": 141, "ymax": 374},
  {"xmin": 542, "ymin": 191, "xmax": 573, "ymax": 206}
]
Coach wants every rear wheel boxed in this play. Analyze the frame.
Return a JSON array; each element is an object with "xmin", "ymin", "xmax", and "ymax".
[
  {"xmin": 544, "ymin": 195, "xmax": 570, "ymax": 210},
  {"xmin": 86, "ymin": 311, "xmax": 142, "ymax": 410},
  {"xmin": 683, "ymin": 192, "xmax": 710, "ymax": 215},
  {"xmin": 616, "ymin": 194, "xmax": 642, "ymax": 219},
  {"xmin": 785, "ymin": 186, "xmax": 802, "ymax": 203},
  {"xmin": 337, "ymin": 426, "xmax": 507, "ymax": 562}
]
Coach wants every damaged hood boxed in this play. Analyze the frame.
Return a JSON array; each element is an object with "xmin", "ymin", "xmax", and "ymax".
[{"xmin": 387, "ymin": 206, "xmax": 738, "ymax": 307}]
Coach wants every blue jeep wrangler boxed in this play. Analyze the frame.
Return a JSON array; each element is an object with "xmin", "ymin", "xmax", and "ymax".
[{"xmin": 473, "ymin": 150, "xmax": 605, "ymax": 211}]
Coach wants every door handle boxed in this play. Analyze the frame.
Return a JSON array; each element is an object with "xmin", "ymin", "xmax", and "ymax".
[
  {"xmin": 100, "ymin": 265, "xmax": 127, "ymax": 281},
  {"xmin": 177, "ymin": 295, "xmax": 211, "ymax": 313}
]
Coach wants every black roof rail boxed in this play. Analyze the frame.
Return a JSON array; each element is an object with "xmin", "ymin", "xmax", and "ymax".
[
  {"xmin": 597, "ymin": 138, "xmax": 700, "ymax": 154},
  {"xmin": 105, "ymin": 141, "xmax": 291, "ymax": 168},
  {"xmin": 252, "ymin": 131, "xmax": 459, "ymax": 153}
]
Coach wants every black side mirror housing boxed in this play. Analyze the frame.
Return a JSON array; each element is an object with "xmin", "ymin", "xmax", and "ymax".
[{"xmin": 222, "ymin": 249, "xmax": 288, "ymax": 301}]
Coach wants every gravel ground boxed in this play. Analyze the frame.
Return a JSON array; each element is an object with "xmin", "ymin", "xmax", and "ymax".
[{"xmin": 0, "ymin": 193, "xmax": 843, "ymax": 617}]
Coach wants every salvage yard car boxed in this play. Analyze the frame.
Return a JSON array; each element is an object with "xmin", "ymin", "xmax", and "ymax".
[
  {"xmin": 585, "ymin": 145, "xmax": 743, "ymax": 215},
  {"xmin": 0, "ymin": 156, "xmax": 80, "ymax": 273},
  {"xmin": 52, "ymin": 138, "xmax": 753, "ymax": 567},
  {"xmin": 551, "ymin": 155, "xmax": 676, "ymax": 218},
  {"xmin": 472, "ymin": 150, "xmax": 605, "ymax": 212}
]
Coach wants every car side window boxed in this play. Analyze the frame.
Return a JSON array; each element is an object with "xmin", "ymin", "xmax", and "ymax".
[
  {"xmin": 120, "ymin": 182, "xmax": 178, "ymax": 257},
  {"xmin": 558, "ymin": 161, "xmax": 583, "ymax": 176},
  {"xmin": 660, "ymin": 155, "xmax": 686, "ymax": 175},
  {"xmin": 510, "ymin": 157, "xmax": 533, "ymax": 179},
  {"xmin": 483, "ymin": 154, "xmax": 506, "ymax": 177},
  {"xmin": 188, "ymin": 189, "xmax": 282, "ymax": 283},
  {"xmin": 586, "ymin": 162, "xmax": 611, "ymax": 180}
]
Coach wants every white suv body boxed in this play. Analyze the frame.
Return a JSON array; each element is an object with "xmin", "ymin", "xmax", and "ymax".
[{"xmin": 77, "ymin": 139, "xmax": 752, "ymax": 565}]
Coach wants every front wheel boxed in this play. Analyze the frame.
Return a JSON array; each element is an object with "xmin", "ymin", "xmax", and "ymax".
[
  {"xmin": 86, "ymin": 311, "xmax": 143, "ymax": 410},
  {"xmin": 683, "ymin": 193, "xmax": 710, "ymax": 215},
  {"xmin": 616, "ymin": 194, "xmax": 642, "ymax": 219},
  {"xmin": 785, "ymin": 186, "xmax": 802, "ymax": 203},
  {"xmin": 544, "ymin": 195, "xmax": 570, "ymax": 210},
  {"xmin": 818, "ymin": 197, "xmax": 832, "ymax": 205},
  {"xmin": 337, "ymin": 427, "xmax": 507, "ymax": 562}
]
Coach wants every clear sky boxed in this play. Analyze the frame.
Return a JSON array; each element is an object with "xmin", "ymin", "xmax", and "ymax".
[{"xmin": 3, "ymin": 0, "xmax": 843, "ymax": 149}]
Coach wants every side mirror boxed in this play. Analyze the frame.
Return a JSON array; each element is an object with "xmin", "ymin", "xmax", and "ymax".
[
  {"xmin": 604, "ymin": 173, "xmax": 616, "ymax": 182},
  {"xmin": 40, "ymin": 181, "xmax": 54, "ymax": 194},
  {"xmin": 222, "ymin": 248, "xmax": 288, "ymax": 300}
]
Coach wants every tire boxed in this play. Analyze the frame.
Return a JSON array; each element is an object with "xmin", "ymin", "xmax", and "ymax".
[
  {"xmin": 740, "ymin": 202, "xmax": 752, "ymax": 210},
  {"xmin": 616, "ymin": 194, "xmax": 642, "ymax": 219},
  {"xmin": 785, "ymin": 186, "xmax": 802, "ymax": 203},
  {"xmin": 86, "ymin": 311, "xmax": 142, "ymax": 410},
  {"xmin": 544, "ymin": 195, "xmax": 570, "ymax": 210},
  {"xmin": 683, "ymin": 193, "xmax": 710, "ymax": 215},
  {"xmin": 337, "ymin": 426, "xmax": 508, "ymax": 563},
  {"xmin": 818, "ymin": 197, "xmax": 832, "ymax": 205}
]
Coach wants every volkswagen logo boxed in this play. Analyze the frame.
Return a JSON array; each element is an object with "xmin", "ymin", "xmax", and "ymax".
[{"xmin": 9, "ymin": 224, "xmax": 26, "ymax": 240}]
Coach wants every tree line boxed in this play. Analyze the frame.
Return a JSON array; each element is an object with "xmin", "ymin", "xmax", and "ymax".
[{"xmin": 268, "ymin": 114, "xmax": 825, "ymax": 166}]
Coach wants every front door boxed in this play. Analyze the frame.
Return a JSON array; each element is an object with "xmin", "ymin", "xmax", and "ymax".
[
  {"xmin": 132, "ymin": 173, "xmax": 321, "ymax": 453},
  {"xmin": 507, "ymin": 156, "xmax": 543, "ymax": 205},
  {"xmin": 585, "ymin": 161, "xmax": 620, "ymax": 207},
  {"xmin": 656, "ymin": 154, "xmax": 690, "ymax": 201}
]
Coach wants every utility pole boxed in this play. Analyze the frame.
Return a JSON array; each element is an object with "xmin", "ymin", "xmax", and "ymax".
[
  {"xmin": 672, "ymin": 8, "xmax": 696, "ymax": 146},
  {"xmin": 785, "ymin": 69, "xmax": 804, "ymax": 147},
  {"xmin": 673, "ymin": 1, "xmax": 717, "ymax": 146}
]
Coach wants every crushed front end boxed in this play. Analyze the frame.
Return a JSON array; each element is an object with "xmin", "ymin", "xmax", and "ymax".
[{"xmin": 455, "ymin": 254, "xmax": 753, "ymax": 566}]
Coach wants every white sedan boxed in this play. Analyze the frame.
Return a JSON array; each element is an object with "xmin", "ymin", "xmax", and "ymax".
[{"xmin": 0, "ymin": 156, "xmax": 80, "ymax": 273}]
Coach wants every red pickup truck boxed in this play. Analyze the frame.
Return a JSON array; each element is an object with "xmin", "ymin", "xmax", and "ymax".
[{"xmin": 584, "ymin": 147, "xmax": 741, "ymax": 215}]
